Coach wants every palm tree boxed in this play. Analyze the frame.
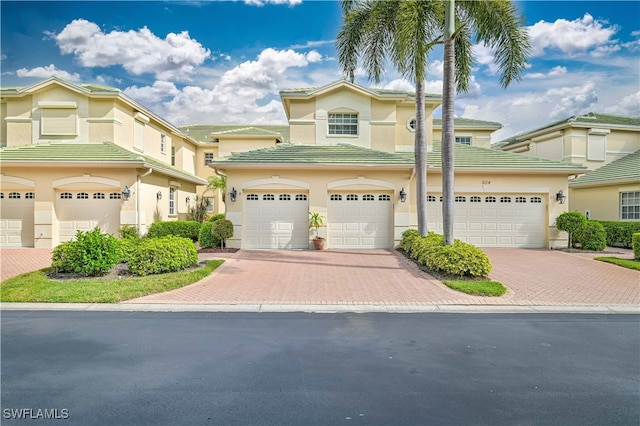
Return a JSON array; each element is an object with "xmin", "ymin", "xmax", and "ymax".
[{"xmin": 337, "ymin": 0, "xmax": 530, "ymax": 240}]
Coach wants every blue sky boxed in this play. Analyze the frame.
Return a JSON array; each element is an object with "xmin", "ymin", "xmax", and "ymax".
[{"xmin": 2, "ymin": 0, "xmax": 639, "ymax": 141}]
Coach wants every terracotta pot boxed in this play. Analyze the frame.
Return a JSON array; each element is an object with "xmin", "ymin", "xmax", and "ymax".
[{"xmin": 313, "ymin": 238, "xmax": 326, "ymax": 250}]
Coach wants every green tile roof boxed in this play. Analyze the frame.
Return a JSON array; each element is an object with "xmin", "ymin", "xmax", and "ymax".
[
  {"xmin": 279, "ymin": 80, "xmax": 440, "ymax": 101},
  {"xmin": 180, "ymin": 124, "xmax": 290, "ymax": 143},
  {"xmin": 0, "ymin": 142, "xmax": 206, "ymax": 184},
  {"xmin": 433, "ymin": 117, "xmax": 502, "ymax": 129},
  {"xmin": 498, "ymin": 112, "xmax": 640, "ymax": 147},
  {"xmin": 570, "ymin": 150, "xmax": 640, "ymax": 187},
  {"xmin": 212, "ymin": 142, "xmax": 586, "ymax": 172}
]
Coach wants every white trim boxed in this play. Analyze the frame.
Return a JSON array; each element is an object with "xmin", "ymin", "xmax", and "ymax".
[
  {"xmin": 52, "ymin": 175, "xmax": 121, "ymax": 188},
  {"xmin": 37, "ymin": 101, "xmax": 77, "ymax": 109},
  {"xmin": 87, "ymin": 117, "xmax": 124, "ymax": 126},
  {"xmin": 4, "ymin": 116, "xmax": 31, "ymax": 123},
  {"xmin": 588, "ymin": 128, "xmax": 611, "ymax": 135},
  {"xmin": 242, "ymin": 177, "xmax": 310, "ymax": 190},
  {"xmin": 0, "ymin": 174, "xmax": 35, "ymax": 187},
  {"xmin": 134, "ymin": 112, "xmax": 150, "ymax": 124},
  {"xmin": 288, "ymin": 119, "xmax": 316, "ymax": 125},
  {"xmin": 370, "ymin": 120, "xmax": 396, "ymax": 126},
  {"xmin": 531, "ymin": 131, "xmax": 563, "ymax": 143},
  {"xmin": 169, "ymin": 180, "xmax": 182, "ymax": 188},
  {"xmin": 328, "ymin": 177, "xmax": 395, "ymax": 190}
]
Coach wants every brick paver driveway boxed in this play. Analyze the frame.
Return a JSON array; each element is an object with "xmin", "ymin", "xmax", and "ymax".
[
  {"xmin": 1, "ymin": 248, "xmax": 52, "ymax": 282},
  {"xmin": 128, "ymin": 248, "xmax": 639, "ymax": 306}
]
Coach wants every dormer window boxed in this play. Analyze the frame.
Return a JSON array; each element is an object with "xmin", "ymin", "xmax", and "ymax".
[{"xmin": 328, "ymin": 113, "xmax": 358, "ymax": 135}]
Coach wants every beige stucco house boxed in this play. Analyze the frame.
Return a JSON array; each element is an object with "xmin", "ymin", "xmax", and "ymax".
[
  {"xmin": 497, "ymin": 113, "xmax": 640, "ymax": 222},
  {"xmin": 0, "ymin": 77, "xmax": 206, "ymax": 248},
  {"xmin": 209, "ymin": 80, "xmax": 585, "ymax": 250}
]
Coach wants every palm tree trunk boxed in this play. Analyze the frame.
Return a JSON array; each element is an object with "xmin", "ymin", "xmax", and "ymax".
[
  {"xmin": 415, "ymin": 79, "xmax": 428, "ymax": 237},
  {"xmin": 442, "ymin": 0, "xmax": 456, "ymax": 246}
]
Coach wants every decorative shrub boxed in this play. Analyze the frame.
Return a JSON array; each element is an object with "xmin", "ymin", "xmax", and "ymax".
[
  {"xmin": 555, "ymin": 212, "xmax": 587, "ymax": 248},
  {"xmin": 127, "ymin": 236, "xmax": 198, "ymax": 276},
  {"xmin": 596, "ymin": 221, "xmax": 640, "ymax": 249},
  {"xmin": 198, "ymin": 221, "xmax": 220, "ymax": 248},
  {"xmin": 68, "ymin": 228, "xmax": 121, "ymax": 276},
  {"xmin": 118, "ymin": 238, "xmax": 142, "ymax": 263},
  {"xmin": 208, "ymin": 213, "xmax": 226, "ymax": 222},
  {"xmin": 633, "ymin": 233, "xmax": 640, "ymax": 260},
  {"xmin": 399, "ymin": 230, "xmax": 492, "ymax": 278},
  {"xmin": 51, "ymin": 241, "xmax": 75, "ymax": 273},
  {"xmin": 118, "ymin": 224, "xmax": 140, "ymax": 239},
  {"xmin": 576, "ymin": 221, "xmax": 607, "ymax": 251},
  {"xmin": 146, "ymin": 221, "xmax": 202, "ymax": 241},
  {"xmin": 211, "ymin": 219, "xmax": 234, "ymax": 249}
]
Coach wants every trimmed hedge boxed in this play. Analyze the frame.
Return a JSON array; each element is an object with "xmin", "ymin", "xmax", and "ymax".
[
  {"xmin": 633, "ymin": 233, "xmax": 640, "ymax": 260},
  {"xmin": 555, "ymin": 212, "xmax": 586, "ymax": 248},
  {"xmin": 199, "ymin": 221, "xmax": 220, "ymax": 248},
  {"xmin": 51, "ymin": 241, "xmax": 75, "ymax": 273},
  {"xmin": 595, "ymin": 221, "xmax": 640, "ymax": 249},
  {"xmin": 127, "ymin": 236, "xmax": 198, "ymax": 276},
  {"xmin": 208, "ymin": 213, "xmax": 226, "ymax": 222},
  {"xmin": 400, "ymin": 229, "xmax": 492, "ymax": 278},
  {"xmin": 211, "ymin": 219, "xmax": 234, "ymax": 248},
  {"xmin": 51, "ymin": 228, "xmax": 121, "ymax": 276},
  {"xmin": 146, "ymin": 221, "xmax": 202, "ymax": 241},
  {"xmin": 577, "ymin": 221, "xmax": 607, "ymax": 251}
]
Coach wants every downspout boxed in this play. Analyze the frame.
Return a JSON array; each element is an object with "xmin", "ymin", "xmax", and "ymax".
[{"xmin": 137, "ymin": 167, "xmax": 153, "ymax": 229}]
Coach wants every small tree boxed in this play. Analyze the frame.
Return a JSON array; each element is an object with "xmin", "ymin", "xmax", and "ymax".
[
  {"xmin": 309, "ymin": 212, "xmax": 325, "ymax": 240},
  {"xmin": 211, "ymin": 219, "xmax": 234, "ymax": 250},
  {"xmin": 555, "ymin": 212, "xmax": 587, "ymax": 248}
]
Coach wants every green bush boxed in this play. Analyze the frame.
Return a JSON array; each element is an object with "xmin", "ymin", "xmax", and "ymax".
[
  {"xmin": 399, "ymin": 230, "xmax": 491, "ymax": 278},
  {"xmin": 198, "ymin": 221, "xmax": 220, "ymax": 248},
  {"xmin": 51, "ymin": 241, "xmax": 75, "ymax": 273},
  {"xmin": 633, "ymin": 233, "xmax": 640, "ymax": 260},
  {"xmin": 118, "ymin": 224, "xmax": 140, "ymax": 239},
  {"xmin": 146, "ymin": 221, "xmax": 202, "ymax": 241},
  {"xmin": 118, "ymin": 238, "xmax": 142, "ymax": 263},
  {"xmin": 68, "ymin": 228, "xmax": 121, "ymax": 276},
  {"xmin": 576, "ymin": 221, "xmax": 607, "ymax": 251},
  {"xmin": 127, "ymin": 236, "xmax": 198, "ymax": 276},
  {"xmin": 555, "ymin": 212, "xmax": 587, "ymax": 248},
  {"xmin": 596, "ymin": 221, "xmax": 640, "ymax": 248},
  {"xmin": 211, "ymin": 219, "xmax": 234, "ymax": 248},
  {"xmin": 208, "ymin": 213, "xmax": 226, "ymax": 222}
]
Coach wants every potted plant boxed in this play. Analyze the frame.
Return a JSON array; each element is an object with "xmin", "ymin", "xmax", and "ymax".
[{"xmin": 309, "ymin": 211, "xmax": 326, "ymax": 250}]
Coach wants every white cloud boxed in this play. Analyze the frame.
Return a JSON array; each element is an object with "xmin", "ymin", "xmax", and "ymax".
[
  {"xmin": 471, "ymin": 43, "xmax": 499, "ymax": 74},
  {"xmin": 124, "ymin": 80, "xmax": 181, "ymax": 104},
  {"xmin": 16, "ymin": 64, "xmax": 80, "ymax": 81},
  {"xmin": 527, "ymin": 13, "xmax": 618, "ymax": 57},
  {"xmin": 603, "ymin": 91, "xmax": 640, "ymax": 117},
  {"xmin": 427, "ymin": 60, "xmax": 444, "ymax": 79},
  {"xmin": 622, "ymin": 38, "xmax": 640, "ymax": 52},
  {"xmin": 525, "ymin": 65, "xmax": 568, "ymax": 79},
  {"xmin": 289, "ymin": 40, "xmax": 335, "ymax": 49},
  {"xmin": 54, "ymin": 19, "xmax": 210, "ymax": 81},
  {"xmin": 244, "ymin": 0, "xmax": 302, "ymax": 6}
]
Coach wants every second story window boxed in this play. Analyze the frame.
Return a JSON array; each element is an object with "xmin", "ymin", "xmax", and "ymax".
[
  {"xmin": 160, "ymin": 134, "xmax": 166, "ymax": 153},
  {"xmin": 171, "ymin": 145, "xmax": 176, "ymax": 166},
  {"xmin": 204, "ymin": 153, "xmax": 214, "ymax": 165},
  {"xmin": 39, "ymin": 102, "xmax": 78, "ymax": 136},
  {"xmin": 455, "ymin": 136, "xmax": 472, "ymax": 145},
  {"xmin": 329, "ymin": 113, "xmax": 358, "ymax": 135}
]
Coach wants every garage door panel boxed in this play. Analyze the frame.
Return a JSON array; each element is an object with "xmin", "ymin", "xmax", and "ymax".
[
  {"xmin": 0, "ymin": 194, "xmax": 36, "ymax": 247},
  {"xmin": 244, "ymin": 193, "xmax": 308, "ymax": 249}
]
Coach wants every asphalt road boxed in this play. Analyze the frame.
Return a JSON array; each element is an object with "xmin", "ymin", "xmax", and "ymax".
[{"xmin": 1, "ymin": 311, "xmax": 638, "ymax": 426}]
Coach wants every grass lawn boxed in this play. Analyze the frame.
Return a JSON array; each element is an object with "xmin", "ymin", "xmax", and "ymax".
[
  {"xmin": 443, "ymin": 279, "xmax": 507, "ymax": 297},
  {"xmin": 0, "ymin": 260, "xmax": 224, "ymax": 303},
  {"xmin": 594, "ymin": 257, "xmax": 640, "ymax": 271}
]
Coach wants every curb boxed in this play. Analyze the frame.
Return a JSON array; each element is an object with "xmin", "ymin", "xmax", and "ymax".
[{"xmin": 1, "ymin": 303, "xmax": 639, "ymax": 314}]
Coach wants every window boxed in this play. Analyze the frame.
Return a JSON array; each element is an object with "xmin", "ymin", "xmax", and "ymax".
[
  {"xmin": 408, "ymin": 118, "xmax": 416, "ymax": 132},
  {"xmin": 515, "ymin": 196, "xmax": 527, "ymax": 203},
  {"xmin": 328, "ymin": 113, "xmax": 358, "ymax": 135},
  {"xmin": 171, "ymin": 145, "xmax": 176, "ymax": 166},
  {"xmin": 160, "ymin": 134, "xmax": 166, "ymax": 153},
  {"xmin": 0, "ymin": 193, "xmax": 3, "ymax": 199},
  {"xmin": 204, "ymin": 153, "xmax": 214, "ymax": 165},
  {"xmin": 205, "ymin": 197, "xmax": 215, "ymax": 212},
  {"xmin": 470, "ymin": 196, "xmax": 481, "ymax": 203},
  {"xmin": 455, "ymin": 196, "xmax": 466, "ymax": 202},
  {"xmin": 169, "ymin": 188, "xmax": 175, "ymax": 215},
  {"xmin": 346, "ymin": 194, "xmax": 358, "ymax": 201},
  {"xmin": 279, "ymin": 194, "xmax": 291, "ymax": 201},
  {"xmin": 455, "ymin": 136, "xmax": 472, "ymax": 145},
  {"xmin": 246, "ymin": 194, "xmax": 259, "ymax": 200},
  {"xmin": 60, "ymin": 192, "xmax": 73, "ymax": 199},
  {"xmin": 330, "ymin": 194, "xmax": 342, "ymax": 201},
  {"xmin": 110, "ymin": 193, "xmax": 122, "ymax": 199},
  {"xmin": 427, "ymin": 195, "xmax": 437, "ymax": 202},
  {"xmin": 25, "ymin": 192, "xmax": 35, "ymax": 199},
  {"xmin": 530, "ymin": 197, "xmax": 542, "ymax": 203},
  {"xmin": 41, "ymin": 105, "xmax": 77, "ymax": 136},
  {"xmin": 500, "ymin": 196, "xmax": 512, "ymax": 203},
  {"xmin": 9, "ymin": 192, "xmax": 20, "ymax": 199},
  {"xmin": 587, "ymin": 131, "xmax": 607, "ymax": 161},
  {"xmin": 485, "ymin": 196, "xmax": 496, "ymax": 203},
  {"xmin": 93, "ymin": 193, "xmax": 105, "ymax": 199},
  {"xmin": 621, "ymin": 191, "xmax": 640, "ymax": 220},
  {"xmin": 379, "ymin": 194, "xmax": 391, "ymax": 201},
  {"xmin": 263, "ymin": 194, "xmax": 275, "ymax": 201},
  {"xmin": 77, "ymin": 192, "xmax": 89, "ymax": 199},
  {"xmin": 363, "ymin": 194, "xmax": 375, "ymax": 201},
  {"xmin": 295, "ymin": 194, "xmax": 307, "ymax": 201},
  {"xmin": 439, "ymin": 196, "xmax": 443, "ymax": 202}
]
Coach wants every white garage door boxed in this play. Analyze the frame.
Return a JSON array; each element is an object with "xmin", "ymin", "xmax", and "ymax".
[
  {"xmin": 427, "ymin": 194, "xmax": 545, "ymax": 248},
  {"xmin": 0, "ymin": 191, "xmax": 35, "ymax": 247},
  {"xmin": 244, "ymin": 192, "xmax": 309, "ymax": 249},
  {"xmin": 328, "ymin": 193, "xmax": 393, "ymax": 249},
  {"xmin": 57, "ymin": 191, "xmax": 122, "ymax": 242}
]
